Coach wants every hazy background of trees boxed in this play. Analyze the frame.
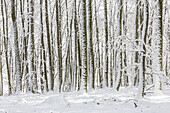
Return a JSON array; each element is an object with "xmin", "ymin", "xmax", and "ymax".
[{"xmin": 0, "ymin": 0, "xmax": 169, "ymax": 98}]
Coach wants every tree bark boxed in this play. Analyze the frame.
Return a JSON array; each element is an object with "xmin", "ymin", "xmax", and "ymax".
[{"xmin": 11, "ymin": 0, "xmax": 22, "ymax": 93}]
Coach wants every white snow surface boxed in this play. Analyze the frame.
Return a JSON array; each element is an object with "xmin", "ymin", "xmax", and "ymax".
[{"xmin": 0, "ymin": 88, "xmax": 170, "ymax": 113}]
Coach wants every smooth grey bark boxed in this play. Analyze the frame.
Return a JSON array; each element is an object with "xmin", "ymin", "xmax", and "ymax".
[
  {"xmin": 1, "ymin": 0, "xmax": 12, "ymax": 95},
  {"xmin": 0, "ymin": 21, "xmax": 2, "ymax": 96},
  {"xmin": 88, "ymin": 0, "xmax": 95, "ymax": 89},
  {"xmin": 116, "ymin": 0, "xmax": 123, "ymax": 91},
  {"xmin": 45, "ymin": 0, "xmax": 54, "ymax": 91},
  {"xmin": 11, "ymin": 0, "xmax": 22, "ymax": 93},
  {"xmin": 56, "ymin": 0, "xmax": 62, "ymax": 92},
  {"xmin": 40, "ymin": 0, "xmax": 48, "ymax": 92},
  {"xmin": 94, "ymin": 0, "xmax": 101, "ymax": 88},
  {"xmin": 103, "ymin": 0, "xmax": 109, "ymax": 88},
  {"xmin": 134, "ymin": 0, "xmax": 139, "ymax": 86},
  {"xmin": 74, "ymin": 0, "xmax": 78, "ymax": 90},
  {"xmin": 28, "ymin": 0, "xmax": 36, "ymax": 92},
  {"xmin": 81, "ymin": 0, "xmax": 88, "ymax": 91}
]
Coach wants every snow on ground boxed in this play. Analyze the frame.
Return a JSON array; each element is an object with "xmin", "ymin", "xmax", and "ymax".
[{"xmin": 0, "ymin": 87, "xmax": 170, "ymax": 113}]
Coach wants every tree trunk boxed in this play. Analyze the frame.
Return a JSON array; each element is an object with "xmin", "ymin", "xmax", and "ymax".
[
  {"xmin": 11, "ymin": 0, "xmax": 22, "ymax": 93},
  {"xmin": 0, "ymin": 22, "xmax": 2, "ymax": 96},
  {"xmin": 45, "ymin": 0, "xmax": 54, "ymax": 91},
  {"xmin": 81, "ymin": 0, "xmax": 88, "ymax": 91},
  {"xmin": 103, "ymin": 0, "xmax": 109, "ymax": 88},
  {"xmin": 116, "ymin": 0, "xmax": 123, "ymax": 91},
  {"xmin": 153, "ymin": 0, "xmax": 163, "ymax": 93},
  {"xmin": 56, "ymin": 0, "xmax": 62, "ymax": 92},
  {"xmin": 94, "ymin": 0, "xmax": 100, "ymax": 88},
  {"xmin": 138, "ymin": 0, "xmax": 149, "ymax": 97},
  {"xmin": 40, "ymin": 0, "xmax": 48, "ymax": 92},
  {"xmin": 88, "ymin": 0, "xmax": 95, "ymax": 89}
]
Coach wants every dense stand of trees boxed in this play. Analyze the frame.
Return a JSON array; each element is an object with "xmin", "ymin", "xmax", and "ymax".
[{"xmin": 0, "ymin": 0, "xmax": 169, "ymax": 97}]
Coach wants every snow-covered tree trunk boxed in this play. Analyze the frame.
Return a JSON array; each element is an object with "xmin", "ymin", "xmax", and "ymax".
[
  {"xmin": 45, "ymin": 0, "xmax": 54, "ymax": 91},
  {"xmin": 40, "ymin": 0, "xmax": 48, "ymax": 92},
  {"xmin": 108, "ymin": 1, "xmax": 113, "ymax": 88},
  {"xmin": 153, "ymin": 0, "xmax": 164, "ymax": 94},
  {"xmin": 166, "ymin": 7, "xmax": 170, "ymax": 76},
  {"xmin": 94, "ymin": 0, "xmax": 100, "ymax": 88},
  {"xmin": 19, "ymin": 0, "xmax": 26, "ymax": 92},
  {"xmin": 73, "ymin": 0, "xmax": 78, "ymax": 91},
  {"xmin": 62, "ymin": 0, "xmax": 72, "ymax": 92},
  {"xmin": 0, "ymin": 26, "xmax": 2, "ymax": 96},
  {"xmin": 56, "ymin": 0, "xmax": 62, "ymax": 92},
  {"xmin": 0, "ymin": 0, "xmax": 5, "ymax": 95},
  {"xmin": 116, "ymin": 0, "xmax": 123, "ymax": 91},
  {"xmin": 28, "ymin": 0, "xmax": 36, "ymax": 92},
  {"xmin": 103, "ymin": 0, "xmax": 109, "ymax": 88},
  {"xmin": 88, "ymin": 0, "xmax": 95, "ymax": 89},
  {"xmin": 122, "ymin": 0, "xmax": 128, "ymax": 87},
  {"xmin": 138, "ymin": 0, "xmax": 149, "ymax": 97},
  {"xmin": 134, "ymin": 0, "xmax": 142, "ymax": 87},
  {"xmin": 81, "ymin": 0, "xmax": 88, "ymax": 92},
  {"xmin": 3, "ymin": 0, "xmax": 12, "ymax": 94},
  {"xmin": 11, "ymin": 0, "xmax": 22, "ymax": 93},
  {"xmin": 20, "ymin": 0, "xmax": 31, "ymax": 93}
]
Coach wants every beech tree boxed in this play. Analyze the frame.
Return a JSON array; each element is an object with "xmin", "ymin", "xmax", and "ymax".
[
  {"xmin": 56, "ymin": 0, "xmax": 62, "ymax": 92},
  {"xmin": 153, "ymin": 0, "xmax": 164, "ymax": 93},
  {"xmin": 40, "ymin": 0, "xmax": 48, "ymax": 92},
  {"xmin": 0, "ymin": 0, "xmax": 168, "ymax": 97},
  {"xmin": 11, "ymin": 0, "xmax": 22, "ymax": 93},
  {"xmin": 81, "ymin": 0, "xmax": 88, "ymax": 91},
  {"xmin": 45, "ymin": 0, "xmax": 54, "ymax": 91},
  {"xmin": 88, "ymin": 0, "xmax": 95, "ymax": 89},
  {"xmin": 138, "ymin": 0, "xmax": 149, "ymax": 97},
  {"xmin": 116, "ymin": 0, "xmax": 123, "ymax": 91},
  {"xmin": 103, "ymin": 0, "xmax": 109, "ymax": 88},
  {"xmin": 0, "ymin": 21, "xmax": 2, "ymax": 96}
]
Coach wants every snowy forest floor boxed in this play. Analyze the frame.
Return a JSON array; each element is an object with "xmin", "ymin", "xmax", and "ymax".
[{"xmin": 1, "ymin": 87, "xmax": 170, "ymax": 113}]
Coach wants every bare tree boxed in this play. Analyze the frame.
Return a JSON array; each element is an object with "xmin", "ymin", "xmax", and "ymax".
[
  {"xmin": 11, "ymin": 0, "xmax": 22, "ymax": 93},
  {"xmin": 81, "ymin": 0, "xmax": 88, "ymax": 91},
  {"xmin": 88, "ymin": 0, "xmax": 95, "ymax": 89},
  {"xmin": 45, "ymin": 0, "xmax": 54, "ymax": 91}
]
